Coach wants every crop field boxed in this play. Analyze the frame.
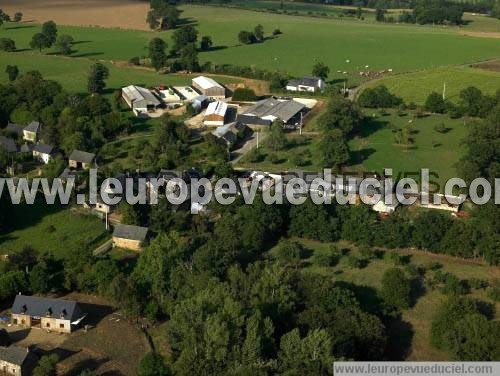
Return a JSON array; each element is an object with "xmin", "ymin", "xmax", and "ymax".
[
  {"xmin": 360, "ymin": 66, "xmax": 500, "ymax": 104},
  {"xmin": 293, "ymin": 239, "xmax": 500, "ymax": 360},
  {"xmin": 2, "ymin": 5, "xmax": 500, "ymax": 85},
  {"xmin": 238, "ymin": 110, "xmax": 466, "ymax": 187}
]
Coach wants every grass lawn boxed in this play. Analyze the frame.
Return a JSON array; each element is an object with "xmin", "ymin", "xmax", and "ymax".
[
  {"xmin": 238, "ymin": 110, "xmax": 466, "ymax": 187},
  {"xmin": 462, "ymin": 13, "xmax": 500, "ymax": 33},
  {"xmin": 0, "ymin": 51, "xmax": 239, "ymax": 94},
  {"xmin": 2, "ymin": 5, "xmax": 500, "ymax": 84},
  {"xmin": 0, "ymin": 200, "xmax": 109, "ymax": 259},
  {"xmin": 287, "ymin": 238, "xmax": 500, "ymax": 361},
  {"xmin": 361, "ymin": 66, "xmax": 500, "ymax": 104}
]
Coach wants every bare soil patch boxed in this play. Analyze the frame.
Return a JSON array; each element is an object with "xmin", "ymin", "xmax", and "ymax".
[
  {"xmin": 471, "ymin": 59, "xmax": 500, "ymax": 72},
  {"xmin": 1, "ymin": 0, "xmax": 150, "ymax": 30},
  {"xmin": 461, "ymin": 31, "xmax": 500, "ymax": 39}
]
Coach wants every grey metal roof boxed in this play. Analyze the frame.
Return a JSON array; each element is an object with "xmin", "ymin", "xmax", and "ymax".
[
  {"xmin": 243, "ymin": 98, "xmax": 306, "ymax": 123},
  {"xmin": 122, "ymin": 85, "xmax": 161, "ymax": 108},
  {"xmin": 113, "ymin": 224, "xmax": 148, "ymax": 242},
  {"xmin": 0, "ymin": 346, "xmax": 31, "ymax": 366},
  {"xmin": 33, "ymin": 143, "xmax": 54, "ymax": 155},
  {"xmin": 69, "ymin": 150, "xmax": 95, "ymax": 164},
  {"xmin": 288, "ymin": 76, "xmax": 322, "ymax": 88},
  {"xmin": 0, "ymin": 136, "xmax": 18, "ymax": 153},
  {"xmin": 237, "ymin": 114, "xmax": 272, "ymax": 126},
  {"xmin": 5, "ymin": 123, "xmax": 24, "ymax": 135},
  {"xmin": 12, "ymin": 295, "xmax": 83, "ymax": 322},
  {"xmin": 24, "ymin": 121, "xmax": 41, "ymax": 133}
]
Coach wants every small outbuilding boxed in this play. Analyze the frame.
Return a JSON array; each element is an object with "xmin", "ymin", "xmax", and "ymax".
[
  {"xmin": 112, "ymin": 224, "xmax": 149, "ymax": 251},
  {"xmin": 23, "ymin": 121, "xmax": 41, "ymax": 143},
  {"xmin": 11, "ymin": 295, "xmax": 85, "ymax": 334},
  {"xmin": 192, "ymin": 76, "xmax": 226, "ymax": 99},
  {"xmin": 204, "ymin": 101, "xmax": 228, "ymax": 126},
  {"xmin": 212, "ymin": 121, "xmax": 251, "ymax": 148},
  {"xmin": 69, "ymin": 150, "xmax": 95, "ymax": 169}
]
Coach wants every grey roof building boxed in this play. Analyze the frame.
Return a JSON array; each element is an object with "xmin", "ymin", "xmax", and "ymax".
[
  {"xmin": 122, "ymin": 85, "xmax": 162, "ymax": 111},
  {"xmin": 0, "ymin": 136, "xmax": 18, "ymax": 153},
  {"xmin": 286, "ymin": 76, "xmax": 325, "ymax": 92},
  {"xmin": 69, "ymin": 150, "xmax": 96, "ymax": 164},
  {"xmin": 5, "ymin": 123, "xmax": 24, "ymax": 136},
  {"xmin": 113, "ymin": 224, "xmax": 149, "ymax": 242},
  {"xmin": 241, "ymin": 97, "xmax": 306, "ymax": 125},
  {"xmin": 23, "ymin": 121, "xmax": 41, "ymax": 134},
  {"xmin": 33, "ymin": 144, "xmax": 54, "ymax": 155},
  {"xmin": 19, "ymin": 144, "xmax": 34, "ymax": 154},
  {"xmin": 0, "ymin": 345, "xmax": 38, "ymax": 376},
  {"xmin": 12, "ymin": 295, "xmax": 84, "ymax": 323}
]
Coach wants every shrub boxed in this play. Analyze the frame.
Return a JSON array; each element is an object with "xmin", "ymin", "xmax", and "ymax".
[
  {"xmin": 468, "ymin": 278, "xmax": 488, "ymax": 290},
  {"xmin": 486, "ymin": 287, "xmax": 500, "ymax": 302},
  {"xmin": 232, "ymin": 87, "xmax": 257, "ymax": 101},
  {"xmin": 272, "ymin": 28, "xmax": 282, "ymax": 35},
  {"xmin": 247, "ymin": 147, "xmax": 263, "ymax": 163},
  {"xmin": 0, "ymin": 38, "xmax": 16, "ymax": 52},
  {"xmin": 129, "ymin": 56, "xmax": 141, "ymax": 65},
  {"xmin": 380, "ymin": 268, "xmax": 411, "ymax": 309},
  {"xmin": 441, "ymin": 274, "xmax": 469, "ymax": 296},
  {"xmin": 358, "ymin": 85, "xmax": 403, "ymax": 108},
  {"xmin": 425, "ymin": 92, "xmax": 446, "ymax": 113},
  {"xmin": 313, "ymin": 245, "xmax": 341, "ymax": 267}
]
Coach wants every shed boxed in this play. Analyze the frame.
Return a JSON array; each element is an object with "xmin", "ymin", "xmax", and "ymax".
[
  {"xmin": 204, "ymin": 101, "xmax": 228, "ymax": 126},
  {"xmin": 69, "ymin": 150, "xmax": 95, "ymax": 169},
  {"xmin": 122, "ymin": 85, "xmax": 162, "ymax": 116},
  {"xmin": 212, "ymin": 121, "xmax": 251, "ymax": 148},
  {"xmin": 112, "ymin": 224, "xmax": 149, "ymax": 251},
  {"xmin": 192, "ymin": 95, "xmax": 209, "ymax": 112},
  {"xmin": 192, "ymin": 76, "xmax": 226, "ymax": 98},
  {"xmin": 241, "ymin": 97, "xmax": 306, "ymax": 127}
]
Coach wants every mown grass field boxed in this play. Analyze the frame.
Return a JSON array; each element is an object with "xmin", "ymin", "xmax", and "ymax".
[
  {"xmin": 2, "ymin": 5, "xmax": 500, "ymax": 85},
  {"xmin": 238, "ymin": 110, "xmax": 466, "ymax": 187},
  {"xmin": 0, "ymin": 200, "xmax": 109, "ymax": 259},
  {"xmin": 286, "ymin": 238, "xmax": 500, "ymax": 360},
  {"xmin": 0, "ymin": 51, "xmax": 239, "ymax": 93},
  {"xmin": 361, "ymin": 66, "xmax": 500, "ymax": 104}
]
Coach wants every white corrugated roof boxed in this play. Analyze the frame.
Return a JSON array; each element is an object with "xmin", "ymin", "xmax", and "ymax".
[
  {"xmin": 193, "ymin": 76, "xmax": 223, "ymax": 90},
  {"xmin": 205, "ymin": 101, "xmax": 228, "ymax": 117}
]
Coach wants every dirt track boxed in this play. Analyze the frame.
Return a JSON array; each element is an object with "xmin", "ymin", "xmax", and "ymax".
[{"xmin": 1, "ymin": 0, "xmax": 151, "ymax": 30}]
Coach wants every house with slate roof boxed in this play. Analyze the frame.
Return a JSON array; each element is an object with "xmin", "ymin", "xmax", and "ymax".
[
  {"xmin": 32, "ymin": 144, "xmax": 55, "ymax": 164},
  {"xmin": 68, "ymin": 150, "xmax": 96, "ymax": 169},
  {"xmin": 22, "ymin": 122, "xmax": 41, "ymax": 143},
  {"xmin": 0, "ymin": 345, "xmax": 38, "ymax": 376},
  {"xmin": 0, "ymin": 136, "xmax": 18, "ymax": 154},
  {"xmin": 11, "ymin": 295, "xmax": 85, "ymax": 334},
  {"xmin": 112, "ymin": 224, "xmax": 149, "ymax": 251},
  {"xmin": 286, "ymin": 76, "xmax": 325, "ymax": 93}
]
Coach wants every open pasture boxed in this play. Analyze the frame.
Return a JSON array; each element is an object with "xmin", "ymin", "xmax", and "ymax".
[
  {"xmin": 2, "ymin": 5, "xmax": 500, "ymax": 83},
  {"xmin": 361, "ymin": 66, "xmax": 500, "ymax": 104}
]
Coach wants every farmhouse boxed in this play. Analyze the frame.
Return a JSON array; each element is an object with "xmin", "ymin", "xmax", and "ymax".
[
  {"xmin": 286, "ymin": 77, "xmax": 325, "ymax": 93},
  {"xmin": 238, "ymin": 97, "xmax": 306, "ymax": 128},
  {"xmin": 0, "ymin": 136, "xmax": 18, "ymax": 153},
  {"xmin": 204, "ymin": 101, "xmax": 228, "ymax": 126},
  {"xmin": 212, "ymin": 121, "xmax": 251, "ymax": 148},
  {"xmin": 32, "ymin": 144, "xmax": 54, "ymax": 164},
  {"xmin": 69, "ymin": 150, "xmax": 95, "ymax": 169},
  {"xmin": 192, "ymin": 76, "xmax": 226, "ymax": 99},
  {"xmin": 112, "ymin": 224, "xmax": 149, "ymax": 251},
  {"xmin": 0, "ymin": 345, "xmax": 38, "ymax": 376},
  {"xmin": 22, "ymin": 122, "xmax": 41, "ymax": 143},
  {"xmin": 122, "ymin": 85, "xmax": 162, "ymax": 116},
  {"xmin": 11, "ymin": 295, "xmax": 85, "ymax": 334}
]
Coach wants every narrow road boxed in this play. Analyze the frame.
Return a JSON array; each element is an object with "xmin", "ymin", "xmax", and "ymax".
[{"xmin": 230, "ymin": 132, "xmax": 268, "ymax": 165}]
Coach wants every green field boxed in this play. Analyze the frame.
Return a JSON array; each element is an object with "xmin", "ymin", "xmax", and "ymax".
[
  {"xmin": 2, "ymin": 5, "xmax": 500, "ymax": 86},
  {"xmin": 0, "ymin": 201, "xmax": 109, "ymax": 259},
  {"xmin": 238, "ymin": 110, "xmax": 466, "ymax": 186},
  {"xmin": 361, "ymin": 66, "xmax": 500, "ymax": 104},
  {"xmin": 0, "ymin": 51, "xmax": 239, "ymax": 93},
  {"xmin": 291, "ymin": 238, "xmax": 500, "ymax": 360}
]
